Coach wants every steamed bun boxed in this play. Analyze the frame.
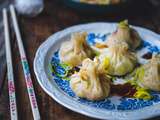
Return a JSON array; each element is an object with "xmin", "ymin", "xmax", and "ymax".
[
  {"xmin": 106, "ymin": 20, "xmax": 141, "ymax": 49},
  {"xmin": 59, "ymin": 32, "xmax": 93, "ymax": 67},
  {"xmin": 70, "ymin": 58, "xmax": 110, "ymax": 100}
]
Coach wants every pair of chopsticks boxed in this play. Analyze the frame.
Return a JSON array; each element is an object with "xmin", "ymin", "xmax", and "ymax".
[{"xmin": 3, "ymin": 5, "xmax": 40, "ymax": 120}]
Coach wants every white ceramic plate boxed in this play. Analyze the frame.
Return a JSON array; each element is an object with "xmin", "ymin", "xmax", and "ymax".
[{"xmin": 34, "ymin": 23, "xmax": 160, "ymax": 120}]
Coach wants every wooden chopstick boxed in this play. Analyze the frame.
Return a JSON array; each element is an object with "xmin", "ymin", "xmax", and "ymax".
[
  {"xmin": 9, "ymin": 5, "xmax": 41, "ymax": 120},
  {"xmin": 3, "ymin": 8, "xmax": 18, "ymax": 120}
]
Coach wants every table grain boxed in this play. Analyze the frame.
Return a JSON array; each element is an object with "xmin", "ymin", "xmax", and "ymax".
[{"xmin": 0, "ymin": 0, "xmax": 160, "ymax": 120}]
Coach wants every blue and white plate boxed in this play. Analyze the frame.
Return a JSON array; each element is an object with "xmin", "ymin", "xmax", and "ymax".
[{"xmin": 34, "ymin": 23, "xmax": 160, "ymax": 120}]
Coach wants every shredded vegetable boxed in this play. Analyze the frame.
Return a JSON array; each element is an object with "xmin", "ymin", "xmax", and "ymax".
[
  {"xmin": 134, "ymin": 87, "xmax": 152, "ymax": 100},
  {"xmin": 49, "ymin": 63, "xmax": 72, "ymax": 80},
  {"xmin": 118, "ymin": 20, "xmax": 129, "ymax": 29},
  {"xmin": 102, "ymin": 57, "xmax": 110, "ymax": 70},
  {"xmin": 126, "ymin": 67, "xmax": 153, "ymax": 100}
]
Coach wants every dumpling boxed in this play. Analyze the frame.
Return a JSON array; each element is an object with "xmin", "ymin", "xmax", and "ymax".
[
  {"xmin": 59, "ymin": 32, "xmax": 93, "ymax": 67},
  {"xmin": 137, "ymin": 55, "xmax": 160, "ymax": 91},
  {"xmin": 98, "ymin": 41, "xmax": 137, "ymax": 76},
  {"xmin": 106, "ymin": 20, "xmax": 141, "ymax": 49},
  {"xmin": 70, "ymin": 58, "xmax": 110, "ymax": 100}
]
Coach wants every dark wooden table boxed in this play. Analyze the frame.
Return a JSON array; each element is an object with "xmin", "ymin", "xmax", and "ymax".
[{"xmin": 0, "ymin": 0, "xmax": 160, "ymax": 120}]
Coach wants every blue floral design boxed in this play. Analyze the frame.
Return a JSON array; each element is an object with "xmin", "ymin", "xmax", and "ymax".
[
  {"xmin": 117, "ymin": 98, "xmax": 153, "ymax": 110},
  {"xmin": 50, "ymin": 33, "xmax": 160, "ymax": 111},
  {"xmin": 141, "ymin": 40, "xmax": 160, "ymax": 53},
  {"xmin": 51, "ymin": 51, "xmax": 115, "ymax": 110},
  {"xmin": 87, "ymin": 33, "xmax": 107, "ymax": 45}
]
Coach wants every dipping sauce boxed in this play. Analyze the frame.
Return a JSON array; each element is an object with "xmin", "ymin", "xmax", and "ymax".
[
  {"xmin": 142, "ymin": 52, "xmax": 152, "ymax": 59},
  {"xmin": 67, "ymin": 67, "xmax": 80, "ymax": 76},
  {"xmin": 110, "ymin": 83, "xmax": 137, "ymax": 97}
]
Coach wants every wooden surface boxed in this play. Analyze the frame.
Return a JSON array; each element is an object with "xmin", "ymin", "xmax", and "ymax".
[{"xmin": 0, "ymin": 0, "xmax": 160, "ymax": 120}]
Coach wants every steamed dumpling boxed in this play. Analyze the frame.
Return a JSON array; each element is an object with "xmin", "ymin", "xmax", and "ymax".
[
  {"xmin": 98, "ymin": 41, "xmax": 137, "ymax": 76},
  {"xmin": 137, "ymin": 55, "xmax": 160, "ymax": 91},
  {"xmin": 59, "ymin": 32, "xmax": 93, "ymax": 67},
  {"xmin": 70, "ymin": 58, "xmax": 110, "ymax": 100},
  {"xmin": 106, "ymin": 20, "xmax": 141, "ymax": 49}
]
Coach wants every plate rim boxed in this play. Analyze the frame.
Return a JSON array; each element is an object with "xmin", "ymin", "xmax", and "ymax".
[{"xmin": 34, "ymin": 22, "xmax": 160, "ymax": 120}]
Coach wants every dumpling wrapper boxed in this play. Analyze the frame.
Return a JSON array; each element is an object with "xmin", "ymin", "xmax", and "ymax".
[
  {"xmin": 138, "ymin": 55, "xmax": 160, "ymax": 91},
  {"xmin": 70, "ymin": 58, "xmax": 110, "ymax": 100},
  {"xmin": 59, "ymin": 32, "xmax": 93, "ymax": 67},
  {"xmin": 98, "ymin": 41, "xmax": 137, "ymax": 76},
  {"xmin": 105, "ymin": 20, "xmax": 141, "ymax": 50}
]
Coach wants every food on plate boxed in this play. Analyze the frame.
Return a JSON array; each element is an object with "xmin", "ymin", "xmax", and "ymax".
[
  {"xmin": 59, "ymin": 32, "xmax": 94, "ymax": 67},
  {"xmin": 133, "ymin": 87, "xmax": 152, "ymax": 100},
  {"xmin": 98, "ymin": 41, "xmax": 137, "ymax": 76},
  {"xmin": 70, "ymin": 58, "xmax": 110, "ymax": 100},
  {"xmin": 80, "ymin": 0, "xmax": 121, "ymax": 5},
  {"xmin": 136, "ymin": 55, "xmax": 160, "ymax": 91},
  {"xmin": 106, "ymin": 20, "xmax": 141, "ymax": 49},
  {"xmin": 54, "ymin": 20, "xmax": 157, "ymax": 101}
]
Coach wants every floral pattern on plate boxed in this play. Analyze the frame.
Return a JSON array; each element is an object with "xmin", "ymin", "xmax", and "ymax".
[{"xmin": 50, "ymin": 33, "xmax": 160, "ymax": 111}]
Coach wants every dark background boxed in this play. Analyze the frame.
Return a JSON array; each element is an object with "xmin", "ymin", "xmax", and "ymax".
[{"xmin": 0, "ymin": 0, "xmax": 160, "ymax": 119}]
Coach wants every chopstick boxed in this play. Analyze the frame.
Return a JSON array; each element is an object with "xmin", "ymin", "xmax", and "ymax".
[
  {"xmin": 9, "ymin": 5, "xmax": 41, "ymax": 120},
  {"xmin": 3, "ymin": 8, "xmax": 18, "ymax": 120}
]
